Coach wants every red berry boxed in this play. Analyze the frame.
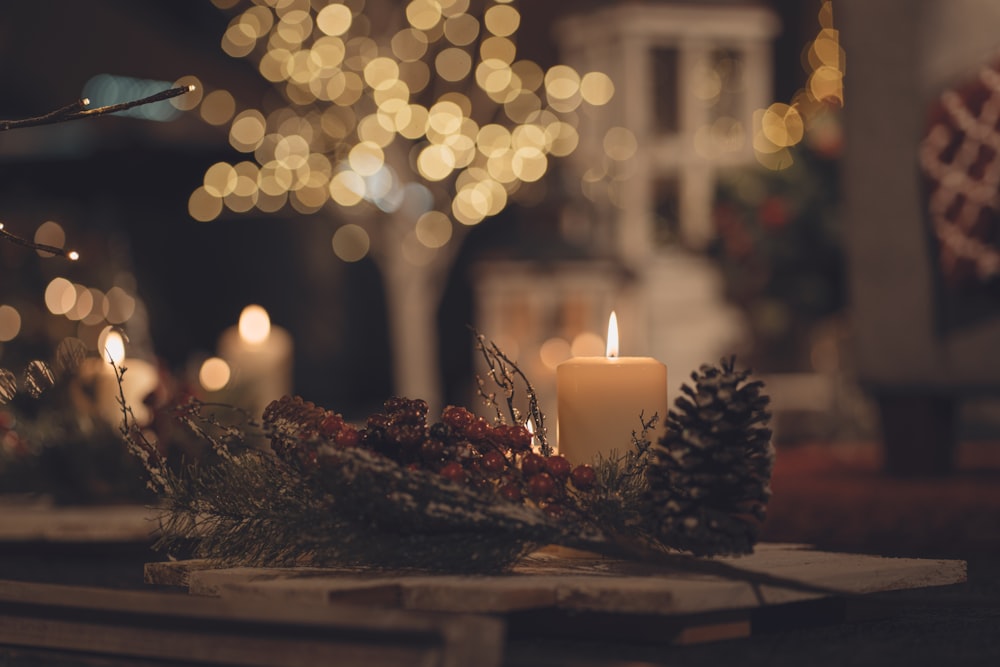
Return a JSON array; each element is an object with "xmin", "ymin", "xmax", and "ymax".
[
  {"xmin": 499, "ymin": 483, "xmax": 522, "ymax": 502},
  {"xmin": 367, "ymin": 414, "xmax": 391, "ymax": 430},
  {"xmin": 439, "ymin": 461, "xmax": 467, "ymax": 484},
  {"xmin": 467, "ymin": 418, "xmax": 490, "ymax": 441},
  {"xmin": 527, "ymin": 473, "xmax": 555, "ymax": 499},
  {"xmin": 570, "ymin": 465, "xmax": 597, "ymax": 490},
  {"xmin": 420, "ymin": 439, "xmax": 445, "ymax": 462},
  {"xmin": 319, "ymin": 413, "xmax": 345, "ymax": 437},
  {"xmin": 441, "ymin": 405, "xmax": 474, "ymax": 432},
  {"xmin": 337, "ymin": 427, "xmax": 359, "ymax": 448},
  {"xmin": 521, "ymin": 453, "xmax": 546, "ymax": 476},
  {"xmin": 508, "ymin": 425, "xmax": 532, "ymax": 451},
  {"xmin": 545, "ymin": 455, "xmax": 572, "ymax": 480},
  {"xmin": 543, "ymin": 503, "xmax": 566, "ymax": 519},
  {"xmin": 481, "ymin": 451, "xmax": 506, "ymax": 474}
]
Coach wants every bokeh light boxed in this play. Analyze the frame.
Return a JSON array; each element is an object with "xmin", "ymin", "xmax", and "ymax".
[
  {"xmin": 415, "ymin": 210, "xmax": 453, "ymax": 248},
  {"xmin": 570, "ymin": 331, "xmax": 605, "ymax": 357},
  {"xmin": 45, "ymin": 278, "xmax": 75, "ymax": 315},
  {"xmin": 99, "ymin": 328, "xmax": 126, "ymax": 365},
  {"xmin": 539, "ymin": 336, "xmax": 571, "ymax": 370},
  {"xmin": 753, "ymin": 0, "xmax": 842, "ymax": 168},
  {"xmin": 34, "ymin": 221, "xmax": 65, "ymax": 258},
  {"xmin": 190, "ymin": 0, "xmax": 616, "ymax": 269},
  {"xmin": 238, "ymin": 304, "xmax": 271, "ymax": 344},
  {"xmin": 199, "ymin": 356, "xmax": 232, "ymax": 392},
  {"xmin": 0, "ymin": 306, "xmax": 21, "ymax": 342},
  {"xmin": 332, "ymin": 224, "xmax": 370, "ymax": 262},
  {"xmin": 603, "ymin": 126, "xmax": 638, "ymax": 161},
  {"xmin": 200, "ymin": 89, "xmax": 236, "ymax": 125}
]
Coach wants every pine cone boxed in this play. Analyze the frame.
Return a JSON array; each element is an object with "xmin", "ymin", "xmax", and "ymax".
[{"xmin": 645, "ymin": 357, "xmax": 773, "ymax": 556}]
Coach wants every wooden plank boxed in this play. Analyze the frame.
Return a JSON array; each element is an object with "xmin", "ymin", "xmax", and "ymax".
[
  {"xmin": 146, "ymin": 544, "xmax": 967, "ymax": 616},
  {"xmin": 0, "ymin": 579, "xmax": 504, "ymax": 667},
  {"xmin": 142, "ymin": 544, "xmax": 966, "ymax": 646},
  {"xmin": 0, "ymin": 502, "xmax": 156, "ymax": 543}
]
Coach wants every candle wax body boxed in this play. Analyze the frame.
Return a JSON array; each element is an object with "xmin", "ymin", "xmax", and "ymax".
[
  {"xmin": 218, "ymin": 325, "xmax": 293, "ymax": 417},
  {"xmin": 556, "ymin": 357, "xmax": 667, "ymax": 466},
  {"xmin": 77, "ymin": 357, "xmax": 160, "ymax": 427}
]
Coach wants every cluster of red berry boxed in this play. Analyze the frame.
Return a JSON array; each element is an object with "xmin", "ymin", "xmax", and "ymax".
[{"xmin": 262, "ymin": 396, "xmax": 599, "ymax": 516}]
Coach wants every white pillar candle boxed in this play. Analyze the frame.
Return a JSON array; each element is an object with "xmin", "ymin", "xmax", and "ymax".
[
  {"xmin": 556, "ymin": 312, "xmax": 667, "ymax": 466},
  {"xmin": 218, "ymin": 305, "xmax": 293, "ymax": 417},
  {"xmin": 87, "ymin": 330, "xmax": 161, "ymax": 427}
]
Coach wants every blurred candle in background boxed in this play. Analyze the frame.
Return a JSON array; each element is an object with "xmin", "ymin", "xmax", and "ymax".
[
  {"xmin": 218, "ymin": 305, "xmax": 293, "ymax": 417},
  {"xmin": 94, "ymin": 329, "xmax": 160, "ymax": 427},
  {"xmin": 556, "ymin": 312, "xmax": 668, "ymax": 465}
]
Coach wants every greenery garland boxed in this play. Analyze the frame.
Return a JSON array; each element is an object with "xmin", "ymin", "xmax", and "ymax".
[{"xmin": 119, "ymin": 337, "xmax": 775, "ymax": 574}]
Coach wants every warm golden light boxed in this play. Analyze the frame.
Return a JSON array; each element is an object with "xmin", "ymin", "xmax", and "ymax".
[
  {"xmin": 606, "ymin": 311, "xmax": 619, "ymax": 358},
  {"xmin": 34, "ymin": 221, "xmax": 65, "ymax": 258},
  {"xmin": 754, "ymin": 0, "xmax": 842, "ymax": 167},
  {"xmin": 571, "ymin": 331, "xmax": 605, "ymax": 357},
  {"xmin": 484, "ymin": 4, "xmax": 519, "ymax": 37},
  {"xmin": 192, "ymin": 0, "xmax": 615, "ymax": 265},
  {"xmin": 414, "ymin": 210, "xmax": 453, "ymax": 248},
  {"xmin": 0, "ymin": 305, "xmax": 21, "ymax": 342},
  {"xmin": 238, "ymin": 304, "xmax": 271, "ymax": 345},
  {"xmin": 316, "ymin": 3, "xmax": 352, "ymax": 36},
  {"xmin": 603, "ymin": 126, "xmax": 637, "ymax": 161},
  {"xmin": 230, "ymin": 110, "xmax": 267, "ymax": 152},
  {"xmin": 189, "ymin": 186, "xmax": 223, "ymax": 222},
  {"xmin": 332, "ymin": 223, "xmax": 370, "ymax": 262},
  {"xmin": 580, "ymin": 71, "xmax": 614, "ymax": 106},
  {"xmin": 101, "ymin": 329, "xmax": 126, "ymax": 365},
  {"xmin": 539, "ymin": 336, "xmax": 571, "ymax": 370},
  {"xmin": 103, "ymin": 286, "xmax": 136, "ymax": 325},
  {"xmin": 66, "ymin": 284, "xmax": 94, "ymax": 322},
  {"xmin": 171, "ymin": 76, "xmax": 203, "ymax": 110},
  {"xmin": 200, "ymin": 89, "xmax": 236, "ymax": 125},
  {"xmin": 199, "ymin": 356, "xmax": 232, "ymax": 392},
  {"xmin": 45, "ymin": 277, "xmax": 76, "ymax": 315}
]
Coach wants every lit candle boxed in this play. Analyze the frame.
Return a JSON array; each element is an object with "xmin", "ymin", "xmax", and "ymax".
[
  {"xmin": 91, "ymin": 330, "xmax": 160, "ymax": 427},
  {"xmin": 218, "ymin": 304, "xmax": 293, "ymax": 417},
  {"xmin": 556, "ymin": 312, "xmax": 667, "ymax": 465}
]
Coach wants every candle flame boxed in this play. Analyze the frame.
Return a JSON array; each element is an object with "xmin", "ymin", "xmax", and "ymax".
[
  {"xmin": 238, "ymin": 304, "xmax": 271, "ymax": 344},
  {"xmin": 606, "ymin": 311, "xmax": 619, "ymax": 358},
  {"xmin": 102, "ymin": 330, "xmax": 126, "ymax": 365}
]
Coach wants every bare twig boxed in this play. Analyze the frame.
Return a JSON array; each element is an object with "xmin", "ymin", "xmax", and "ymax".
[{"xmin": 0, "ymin": 85, "xmax": 195, "ymax": 132}]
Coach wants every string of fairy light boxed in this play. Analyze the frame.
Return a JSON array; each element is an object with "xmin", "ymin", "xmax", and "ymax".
[
  {"xmin": 183, "ymin": 0, "xmax": 615, "ymax": 263},
  {"xmin": 0, "ymin": 220, "xmax": 137, "ymax": 349},
  {"xmin": 753, "ymin": 0, "xmax": 843, "ymax": 169}
]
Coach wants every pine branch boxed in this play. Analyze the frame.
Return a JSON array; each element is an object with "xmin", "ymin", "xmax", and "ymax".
[{"xmin": 0, "ymin": 85, "xmax": 195, "ymax": 132}]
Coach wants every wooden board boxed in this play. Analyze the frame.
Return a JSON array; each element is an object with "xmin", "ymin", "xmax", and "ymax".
[
  {"xmin": 145, "ymin": 544, "xmax": 967, "ymax": 644},
  {"xmin": 0, "ymin": 578, "xmax": 502, "ymax": 667},
  {"xmin": 0, "ymin": 500, "xmax": 156, "ymax": 543}
]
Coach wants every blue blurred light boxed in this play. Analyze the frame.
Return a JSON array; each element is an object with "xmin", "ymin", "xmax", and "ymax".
[{"xmin": 83, "ymin": 74, "xmax": 182, "ymax": 122}]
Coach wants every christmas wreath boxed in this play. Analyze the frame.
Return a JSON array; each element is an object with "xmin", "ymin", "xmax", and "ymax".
[{"xmin": 121, "ymin": 336, "xmax": 774, "ymax": 573}]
